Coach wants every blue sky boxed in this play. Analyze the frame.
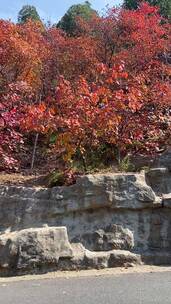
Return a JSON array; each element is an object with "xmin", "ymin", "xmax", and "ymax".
[{"xmin": 0, "ymin": 0, "xmax": 122, "ymax": 23}]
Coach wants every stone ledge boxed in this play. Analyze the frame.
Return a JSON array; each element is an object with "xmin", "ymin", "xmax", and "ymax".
[{"xmin": 0, "ymin": 173, "xmax": 161, "ymax": 222}]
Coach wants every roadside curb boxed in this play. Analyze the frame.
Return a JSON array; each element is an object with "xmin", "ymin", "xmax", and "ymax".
[{"xmin": 1, "ymin": 266, "xmax": 171, "ymax": 283}]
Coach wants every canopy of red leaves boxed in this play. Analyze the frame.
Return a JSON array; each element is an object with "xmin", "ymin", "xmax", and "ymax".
[{"xmin": 0, "ymin": 2, "xmax": 171, "ymax": 170}]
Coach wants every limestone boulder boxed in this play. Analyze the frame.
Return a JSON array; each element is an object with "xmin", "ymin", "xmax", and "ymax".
[
  {"xmin": 0, "ymin": 227, "xmax": 73, "ymax": 275},
  {"xmin": 74, "ymin": 225, "xmax": 134, "ymax": 252},
  {"xmin": 146, "ymin": 168, "xmax": 171, "ymax": 194},
  {"xmin": 108, "ymin": 250, "xmax": 141, "ymax": 268},
  {"xmin": 58, "ymin": 243, "xmax": 141, "ymax": 271}
]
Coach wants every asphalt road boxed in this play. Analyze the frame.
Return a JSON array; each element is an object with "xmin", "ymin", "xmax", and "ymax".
[{"xmin": 0, "ymin": 271, "xmax": 171, "ymax": 304}]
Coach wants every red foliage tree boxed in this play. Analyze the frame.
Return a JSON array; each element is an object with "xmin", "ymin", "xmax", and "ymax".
[
  {"xmin": 0, "ymin": 20, "xmax": 47, "ymax": 169},
  {"xmin": 22, "ymin": 3, "xmax": 171, "ymax": 168},
  {"xmin": 0, "ymin": 2, "xmax": 171, "ymax": 172}
]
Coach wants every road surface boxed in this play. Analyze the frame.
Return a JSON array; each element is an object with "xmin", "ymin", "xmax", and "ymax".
[{"xmin": 0, "ymin": 271, "xmax": 171, "ymax": 304}]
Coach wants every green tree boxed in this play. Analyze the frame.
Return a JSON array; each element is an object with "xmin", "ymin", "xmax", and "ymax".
[
  {"xmin": 57, "ymin": 1, "xmax": 97, "ymax": 35},
  {"xmin": 123, "ymin": 0, "xmax": 140, "ymax": 10},
  {"xmin": 123, "ymin": 0, "xmax": 171, "ymax": 19},
  {"xmin": 18, "ymin": 5, "xmax": 41, "ymax": 24}
]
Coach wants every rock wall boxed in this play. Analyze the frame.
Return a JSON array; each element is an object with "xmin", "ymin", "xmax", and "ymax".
[{"xmin": 0, "ymin": 167, "xmax": 171, "ymax": 276}]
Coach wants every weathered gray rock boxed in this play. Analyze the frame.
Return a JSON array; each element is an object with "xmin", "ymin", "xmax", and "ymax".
[
  {"xmin": 158, "ymin": 148, "xmax": 171, "ymax": 170},
  {"xmin": 108, "ymin": 250, "xmax": 141, "ymax": 268},
  {"xmin": 0, "ymin": 227, "xmax": 73, "ymax": 275},
  {"xmin": 85, "ymin": 250, "xmax": 141, "ymax": 269},
  {"xmin": 162, "ymin": 194, "xmax": 171, "ymax": 208},
  {"xmin": 130, "ymin": 148, "xmax": 171, "ymax": 171},
  {"xmin": 0, "ymin": 227, "xmax": 141, "ymax": 275},
  {"xmin": 0, "ymin": 173, "xmax": 160, "ymax": 234},
  {"xmin": 0, "ymin": 169, "xmax": 171, "ymax": 276},
  {"xmin": 57, "ymin": 243, "xmax": 86, "ymax": 271},
  {"xmin": 73, "ymin": 225, "xmax": 134, "ymax": 251},
  {"xmin": 142, "ymin": 251, "xmax": 171, "ymax": 266},
  {"xmin": 146, "ymin": 168, "xmax": 171, "ymax": 194},
  {"xmin": 57, "ymin": 244, "xmax": 141, "ymax": 271}
]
